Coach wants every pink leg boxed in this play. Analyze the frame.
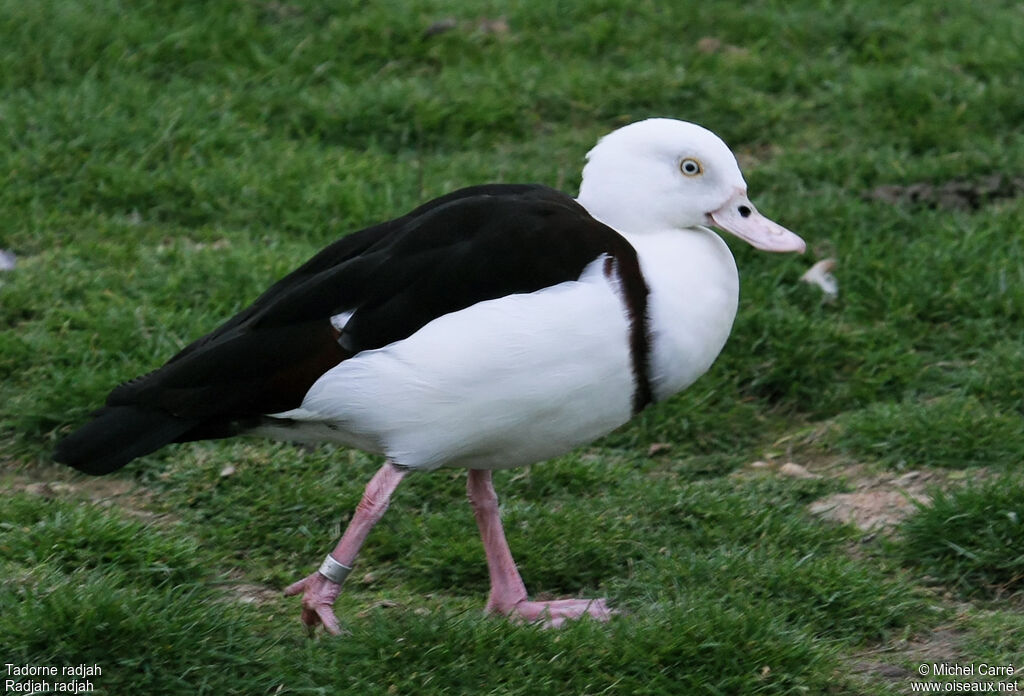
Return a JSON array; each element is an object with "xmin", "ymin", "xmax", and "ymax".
[
  {"xmin": 466, "ymin": 469, "xmax": 614, "ymax": 628},
  {"xmin": 284, "ymin": 461, "xmax": 406, "ymax": 636}
]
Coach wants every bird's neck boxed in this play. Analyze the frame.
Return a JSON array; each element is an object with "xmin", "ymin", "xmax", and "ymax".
[{"xmin": 575, "ymin": 195, "xmax": 663, "ymax": 237}]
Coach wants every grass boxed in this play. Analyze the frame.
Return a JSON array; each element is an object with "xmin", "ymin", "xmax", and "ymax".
[
  {"xmin": 2, "ymin": 0, "xmax": 1023, "ymax": 693},
  {"xmin": 896, "ymin": 478, "xmax": 1024, "ymax": 599}
]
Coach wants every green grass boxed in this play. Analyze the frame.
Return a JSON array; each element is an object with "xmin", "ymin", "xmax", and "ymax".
[
  {"xmin": 833, "ymin": 396, "xmax": 1024, "ymax": 470},
  {"xmin": 2, "ymin": 0, "xmax": 1023, "ymax": 693},
  {"xmin": 896, "ymin": 477, "xmax": 1024, "ymax": 599}
]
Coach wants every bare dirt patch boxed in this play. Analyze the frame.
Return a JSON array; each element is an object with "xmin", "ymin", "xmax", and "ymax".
[
  {"xmin": 866, "ymin": 175, "xmax": 1024, "ymax": 211},
  {"xmin": 850, "ymin": 628, "xmax": 968, "ymax": 693},
  {"xmin": 808, "ymin": 470, "xmax": 938, "ymax": 532},
  {"xmin": 740, "ymin": 454, "xmax": 978, "ymax": 533},
  {"xmin": 1, "ymin": 461, "xmax": 169, "ymax": 522}
]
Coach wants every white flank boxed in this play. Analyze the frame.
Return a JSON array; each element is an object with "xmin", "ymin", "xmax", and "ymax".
[{"xmin": 264, "ymin": 259, "xmax": 633, "ymax": 470}]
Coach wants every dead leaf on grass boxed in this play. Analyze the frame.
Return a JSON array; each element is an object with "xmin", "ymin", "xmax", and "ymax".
[
  {"xmin": 696, "ymin": 36, "xmax": 748, "ymax": 56},
  {"xmin": 800, "ymin": 258, "xmax": 839, "ymax": 300},
  {"xmin": 477, "ymin": 17, "xmax": 509, "ymax": 35},
  {"xmin": 424, "ymin": 17, "xmax": 458, "ymax": 37},
  {"xmin": 357, "ymin": 600, "xmax": 401, "ymax": 618},
  {"xmin": 252, "ymin": 1, "xmax": 303, "ymax": 21},
  {"xmin": 424, "ymin": 16, "xmax": 510, "ymax": 38},
  {"xmin": 647, "ymin": 442, "xmax": 672, "ymax": 457},
  {"xmin": 697, "ymin": 37, "xmax": 723, "ymax": 53}
]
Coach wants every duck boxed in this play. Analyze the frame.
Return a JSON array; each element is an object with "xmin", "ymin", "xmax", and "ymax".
[{"xmin": 55, "ymin": 118, "xmax": 805, "ymax": 634}]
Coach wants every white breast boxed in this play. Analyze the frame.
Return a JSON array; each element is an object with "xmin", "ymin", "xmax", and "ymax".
[
  {"xmin": 627, "ymin": 227, "xmax": 739, "ymax": 401},
  {"xmin": 268, "ymin": 259, "xmax": 635, "ymax": 470}
]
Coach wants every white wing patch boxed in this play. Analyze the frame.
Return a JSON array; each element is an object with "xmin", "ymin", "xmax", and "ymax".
[{"xmin": 330, "ymin": 310, "xmax": 354, "ymax": 332}]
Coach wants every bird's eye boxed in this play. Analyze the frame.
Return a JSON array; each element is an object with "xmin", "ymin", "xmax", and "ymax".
[{"xmin": 680, "ymin": 158, "xmax": 703, "ymax": 177}]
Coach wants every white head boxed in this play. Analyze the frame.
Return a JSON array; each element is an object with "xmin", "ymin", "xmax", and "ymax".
[{"xmin": 577, "ymin": 118, "xmax": 805, "ymax": 253}]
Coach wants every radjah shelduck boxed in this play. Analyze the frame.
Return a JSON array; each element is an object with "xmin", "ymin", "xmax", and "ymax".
[{"xmin": 56, "ymin": 118, "xmax": 806, "ymax": 634}]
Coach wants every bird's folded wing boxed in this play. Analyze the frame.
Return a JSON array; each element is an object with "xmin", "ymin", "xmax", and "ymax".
[{"xmin": 106, "ymin": 185, "xmax": 640, "ymax": 422}]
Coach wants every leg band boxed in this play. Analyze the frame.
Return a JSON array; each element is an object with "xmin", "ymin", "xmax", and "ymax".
[{"xmin": 318, "ymin": 554, "xmax": 353, "ymax": 585}]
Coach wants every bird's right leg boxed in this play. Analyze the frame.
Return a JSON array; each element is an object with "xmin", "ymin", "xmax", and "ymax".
[
  {"xmin": 467, "ymin": 468, "xmax": 614, "ymax": 628},
  {"xmin": 284, "ymin": 460, "xmax": 406, "ymax": 636}
]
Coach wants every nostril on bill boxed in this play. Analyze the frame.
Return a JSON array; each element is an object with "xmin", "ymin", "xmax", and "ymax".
[{"xmin": 738, "ymin": 205, "xmax": 752, "ymax": 218}]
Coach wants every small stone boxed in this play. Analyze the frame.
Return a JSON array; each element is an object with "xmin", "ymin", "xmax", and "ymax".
[
  {"xmin": 219, "ymin": 465, "xmax": 236, "ymax": 478},
  {"xmin": 895, "ymin": 470, "xmax": 921, "ymax": 486},
  {"xmin": 24, "ymin": 482, "xmax": 56, "ymax": 498},
  {"xmin": 779, "ymin": 462, "xmax": 819, "ymax": 479},
  {"xmin": 0, "ymin": 249, "xmax": 16, "ymax": 271},
  {"xmin": 749, "ymin": 460, "xmax": 772, "ymax": 469}
]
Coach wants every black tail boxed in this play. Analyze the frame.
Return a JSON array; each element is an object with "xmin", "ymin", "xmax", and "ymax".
[{"xmin": 54, "ymin": 406, "xmax": 199, "ymax": 475}]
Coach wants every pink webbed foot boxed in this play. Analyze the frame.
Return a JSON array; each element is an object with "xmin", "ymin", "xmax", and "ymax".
[
  {"xmin": 283, "ymin": 571, "xmax": 344, "ymax": 636},
  {"xmin": 492, "ymin": 597, "xmax": 617, "ymax": 629}
]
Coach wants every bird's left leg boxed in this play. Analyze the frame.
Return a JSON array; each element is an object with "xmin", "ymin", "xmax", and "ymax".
[{"xmin": 284, "ymin": 460, "xmax": 406, "ymax": 636}]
